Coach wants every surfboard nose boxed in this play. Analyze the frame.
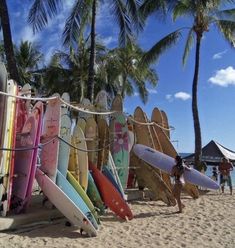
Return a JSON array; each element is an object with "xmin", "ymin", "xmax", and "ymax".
[{"xmin": 133, "ymin": 144, "xmax": 146, "ymax": 158}]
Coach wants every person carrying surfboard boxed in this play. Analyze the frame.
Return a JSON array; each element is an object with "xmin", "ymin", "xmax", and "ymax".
[
  {"xmin": 171, "ymin": 155, "xmax": 190, "ymax": 213},
  {"xmin": 219, "ymin": 157, "xmax": 233, "ymax": 195}
]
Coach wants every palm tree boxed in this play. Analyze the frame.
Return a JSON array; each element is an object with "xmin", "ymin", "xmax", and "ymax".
[
  {"xmin": 15, "ymin": 40, "xmax": 43, "ymax": 85},
  {"xmin": 0, "ymin": 0, "xmax": 20, "ymax": 82},
  {"xmin": 43, "ymin": 37, "xmax": 107, "ymax": 101},
  {"xmin": 28, "ymin": 0, "xmax": 143, "ymax": 103},
  {"xmin": 141, "ymin": 0, "xmax": 235, "ymax": 169},
  {"xmin": 97, "ymin": 42, "xmax": 158, "ymax": 103}
]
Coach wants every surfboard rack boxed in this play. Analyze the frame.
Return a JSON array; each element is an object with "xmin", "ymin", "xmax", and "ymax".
[
  {"xmin": 125, "ymin": 188, "xmax": 152, "ymax": 201},
  {"xmin": 0, "ymin": 195, "xmax": 63, "ymax": 231}
]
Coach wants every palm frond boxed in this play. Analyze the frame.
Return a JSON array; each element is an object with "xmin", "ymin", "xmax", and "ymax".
[
  {"xmin": 214, "ymin": 8, "xmax": 235, "ymax": 21},
  {"xmin": 141, "ymin": 29, "xmax": 182, "ymax": 66},
  {"xmin": 172, "ymin": 1, "xmax": 193, "ymax": 21},
  {"xmin": 182, "ymin": 28, "xmax": 195, "ymax": 66},
  {"xmin": 139, "ymin": 0, "xmax": 167, "ymax": 21},
  {"xmin": 126, "ymin": 0, "xmax": 144, "ymax": 31},
  {"xmin": 136, "ymin": 80, "xmax": 148, "ymax": 104},
  {"xmin": 111, "ymin": 0, "xmax": 133, "ymax": 46},
  {"xmin": 28, "ymin": 0, "xmax": 62, "ymax": 33},
  {"xmin": 215, "ymin": 19, "xmax": 235, "ymax": 46},
  {"xmin": 63, "ymin": 0, "xmax": 92, "ymax": 47},
  {"xmin": 124, "ymin": 80, "xmax": 134, "ymax": 96}
]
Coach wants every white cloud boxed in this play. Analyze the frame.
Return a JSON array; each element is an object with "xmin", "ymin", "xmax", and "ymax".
[
  {"xmin": 166, "ymin": 94, "xmax": 173, "ymax": 102},
  {"xmin": 208, "ymin": 66, "xmax": 235, "ymax": 87},
  {"xmin": 100, "ymin": 36, "xmax": 116, "ymax": 46},
  {"xmin": 174, "ymin": 92, "xmax": 191, "ymax": 101},
  {"xmin": 212, "ymin": 50, "xmax": 227, "ymax": 60},
  {"xmin": 147, "ymin": 88, "xmax": 158, "ymax": 94},
  {"xmin": 19, "ymin": 26, "xmax": 39, "ymax": 43},
  {"xmin": 133, "ymin": 92, "xmax": 139, "ymax": 97}
]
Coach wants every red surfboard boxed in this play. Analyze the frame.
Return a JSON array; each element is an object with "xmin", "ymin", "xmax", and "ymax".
[{"xmin": 89, "ymin": 162, "xmax": 133, "ymax": 220}]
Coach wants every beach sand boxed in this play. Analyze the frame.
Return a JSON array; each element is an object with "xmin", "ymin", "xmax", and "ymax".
[{"xmin": 0, "ymin": 190, "xmax": 234, "ymax": 248}]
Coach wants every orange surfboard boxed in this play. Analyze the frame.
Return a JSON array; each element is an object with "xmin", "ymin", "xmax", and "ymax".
[{"xmin": 89, "ymin": 162, "xmax": 133, "ymax": 220}]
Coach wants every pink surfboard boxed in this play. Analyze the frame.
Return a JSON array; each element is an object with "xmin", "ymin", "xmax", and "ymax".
[
  {"xmin": 40, "ymin": 95, "xmax": 61, "ymax": 181},
  {"xmin": 23, "ymin": 101, "xmax": 43, "ymax": 211},
  {"xmin": 11, "ymin": 108, "xmax": 39, "ymax": 212},
  {"xmin": 16, "ymin": 86, "xmax": 29, "ymax": 133}
]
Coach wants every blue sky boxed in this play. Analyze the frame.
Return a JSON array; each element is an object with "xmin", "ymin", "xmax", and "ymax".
[{"xmin": 2, "ymin": 1, "xmax": 235, "ymax": 153}]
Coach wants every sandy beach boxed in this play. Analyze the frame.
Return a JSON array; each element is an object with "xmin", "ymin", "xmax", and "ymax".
[{"xmin": 0, "ymin": 190, "xmax": 234, "ymax": 248}]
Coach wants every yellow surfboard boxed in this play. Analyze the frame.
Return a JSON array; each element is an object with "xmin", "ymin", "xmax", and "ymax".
[
  {"xmin": 0, "ymin": 80, "xmax": 17, "ymax": 216},
  {"xmin": 67, "ymin": 171, "xmax": 100, "ymax": 223}
]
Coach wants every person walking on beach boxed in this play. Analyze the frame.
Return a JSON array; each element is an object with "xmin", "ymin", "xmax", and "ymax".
[
  {"xmin": 211, "ymin": 166, "xmax": 218, "ymax": 182},
  {"xmin": 171, "ymin": 155, "xmax": 189, "ymax": 213},
  {"xmin": 219, "ymin": 157, "xmax": 233, "ymax": 195}
]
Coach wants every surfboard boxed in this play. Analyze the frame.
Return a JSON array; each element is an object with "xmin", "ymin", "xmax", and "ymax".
[
  {"xmin": 56, "ymin": 170, "xmax": 98, "ymax": 229},
  {"xmin": 87, "ymin": 171, "xmax": 105, "ymax": 214},
  {"xmin": 11, "ymin": 109, "xmax": 38, "ymax": 213},
  {"xmin": 150, "ymin": 109, "xmax": 172, "ymax": 189},
  {"xmin": 132, "ymin": 107, "xmax": 154, "ymax": 190},
  {"xmin": 68, "ymin": 135, "xmax": 79, "ymax": 183},
  {"xmin": 77, "ymin": 117, "xmax": 86, "ymax": 133},
  {"xmin": 102, "ymin": 166, "xmax": 124, "ymax": 198},
  {"xmin": 20, "ymin": 83, "xmax": 32, "ymax": 114},
  {"xmin": 89, "ymin": 162, "xmax": 133, "ymax": 220},
  {"xmin": 0, "ymin": 62, "xmax": 7, "ymax": 154},
  {"xmin": 72, "ymin": 124, "xmax": 89, "ymax": 191},
  {"xmin": 95, "ymin": 90, "xmax": 109, "ymax": 123},
  {"xmin": 127, "ymin": 117, "xmax": 135, "ymax": 152},
  {"xmin": 97, "ymin": 118, "xmax": 109, "ymax": 170},
  {"xmin": 107, "ymin": 152, "xmax": 126, "ymax": 199},
  {"xmin": 58, "ymin": 93, "xmax": 72, "ymax": 176},
  {"xmin": 16, "ymin": 87, "xmax": 28, "ymax": 133},
  {"xmin": 110, "ymin": 113, "xmax": 129, "ymax": 189},
  {"xmin": 79, "ymin": 98, "xmax": 93, "ymax": 120},
  {"xmin": 126, "ymin": 118, "xmax": 135, "ymax": 188},
  {"xmin": 160, "ymin": 110, "xmax": 170, "ymax": 138},
  {"xmin": 95, "ymin": 90, "xmax": 108, "ymax": 111},
  {"xmin": 151, "ymin": 108, "xmax": 199, "ymax": 199},
  {"xmin": 111, "ymin": 94, "xmax": 123, "ymax": 112},
  {"xmin": 0, "ymin": 80, "xmax": 18, "ymax": 216},
  {"xmin": 6, "ymin": 86, "xmax": 19, "ymax": 213},
  {"xmin": 36, "ymin": 168, "xmax": 97, "ymax": 237},
  {"xmin": 23, "ymin": 101, "xmax": 43, "ymax": 211},
  {"xmin": 133, "ymin": 144, "xmax": 219, "ymax": 190},
  {"xmin": 67, "ymin": 171, "xmax": 100, "ymax": 224},
  {"xmin": 85, "ymin": 117, "xmax": 98, "ymax": 166},
  {"xmin": 40, "ymin": 94, "xmax": 61, "ymax": 181},
  {"xmin": 130, "ymin": 152, "xmax": 176, "ymax": 205}
]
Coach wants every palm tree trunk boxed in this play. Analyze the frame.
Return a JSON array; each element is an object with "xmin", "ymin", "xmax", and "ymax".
[
  {"xmin": 192, "ymin": 35, "xmax": 202, "ymax": 170},
  {"xmin": 80, "ymin": 80, "xmax": 85, "ymax": 102},
  {"xmin": 87, "ymin": 0, "xmax": 96, "ymax": 104},
  {"xmin": 121, "ymin": 74, "xmax": 127, "ymax": 98},
  {"xmin": 0, "ymin": 0, "xmax": 20, "ymax": 83}
]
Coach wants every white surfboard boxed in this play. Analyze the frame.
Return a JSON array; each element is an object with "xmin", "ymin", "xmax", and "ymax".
[
  {"xmin": 133, "ymin": 144, "xmax": 219, "ymax": 190},
  {"xmin": 35, "ymin": 168, "xmax": 97, "ymax": 237}
]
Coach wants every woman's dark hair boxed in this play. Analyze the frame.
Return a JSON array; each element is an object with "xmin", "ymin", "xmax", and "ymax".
[
  {"xmin": 175, "ymin": 155, "xmax": 184, "ymax": 173},
  {"xmin": 175, "ymin": 155, "xmax": 183, "ymax": 164}
]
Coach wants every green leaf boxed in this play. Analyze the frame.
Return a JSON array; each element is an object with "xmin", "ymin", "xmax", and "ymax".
[
  {"xmin": 142, "ymin": 30, "xmax": 182, "ymax": 66},
  {"xmin": 28, "ymin": 0, "xmax": 62, "ymax": 33},
  {"xmin": 182, "ymin": 28, "xmax": 195, "ymax": 66}
]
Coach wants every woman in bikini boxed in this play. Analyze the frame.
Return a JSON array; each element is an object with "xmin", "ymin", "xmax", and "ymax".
[{"xmin": 171, "ymin": 155, "xmax": 186, "ymax": 213}]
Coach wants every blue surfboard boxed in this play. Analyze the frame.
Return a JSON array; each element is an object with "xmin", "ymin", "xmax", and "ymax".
[{"xmin": 56, "ymin": 170, "xmax": 98, "ymax": 229}]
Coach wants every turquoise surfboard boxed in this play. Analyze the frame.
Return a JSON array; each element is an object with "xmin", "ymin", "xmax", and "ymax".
[{"xmin": 56, "ymin": 170, "xmax": 98, "ymax": 229}]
